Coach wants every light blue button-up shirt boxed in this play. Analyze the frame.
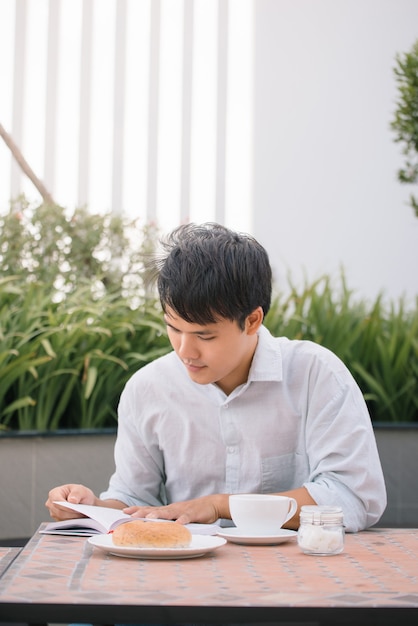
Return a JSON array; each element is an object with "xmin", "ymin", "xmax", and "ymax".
[{"xmin": 101, "ymin": 325, "xmax": 386, "ymax": 532}]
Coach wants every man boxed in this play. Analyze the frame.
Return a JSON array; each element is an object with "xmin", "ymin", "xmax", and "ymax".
[{"xmin": 46, "ymin": 222, "xmax": 386, "ymax": 532}]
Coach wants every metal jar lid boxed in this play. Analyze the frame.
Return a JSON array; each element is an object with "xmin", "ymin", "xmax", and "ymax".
[{"xmin": 299, "ymin": 505, "xmax": 344, "ymax": 525}]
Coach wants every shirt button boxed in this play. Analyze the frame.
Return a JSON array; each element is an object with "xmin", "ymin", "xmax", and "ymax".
[{"xmin": 228, "ymin": 446, "xmax": 235, "ymax": 453}]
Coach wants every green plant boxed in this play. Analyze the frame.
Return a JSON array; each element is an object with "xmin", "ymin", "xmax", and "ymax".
[
  {"xmin": 351, "ymin": 298, "xmax": 418, "ymax": 422},
  {"xmin": 0, "ymin": 202, "xmax": 171, "ymax": 432},
  {"xmin": 265, "ymin": 274, "xmax": 418, "ymax": 423},
  {"xmin": 391, "ymin": 39, "xmax": 418, "ymax": 216},
  {"xmin": 0, "ymin": 197, "xmax": 159, "ymax": 300},
  {"xmin": 0, "ymin": 278, "xmax": 171, "ymax": 431}
]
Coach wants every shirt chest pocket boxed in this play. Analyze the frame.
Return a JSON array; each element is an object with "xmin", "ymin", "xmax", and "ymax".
[{"xmin": 261, "ymin": 453, "xmax": 301, "ymax": 492}]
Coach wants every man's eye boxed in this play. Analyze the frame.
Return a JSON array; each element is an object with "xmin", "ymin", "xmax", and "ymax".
[{"xmin": 199, "ymin": 335, "xmax": 215, "ymax": 341}]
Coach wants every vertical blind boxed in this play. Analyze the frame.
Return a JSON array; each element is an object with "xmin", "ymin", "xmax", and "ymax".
[{"xmin": 0, "ymin": 0, "xmax": 253, "ymax": 233}]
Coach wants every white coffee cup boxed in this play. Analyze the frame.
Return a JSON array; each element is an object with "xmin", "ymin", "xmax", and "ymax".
[{"xmin": 229, "ymin": 494, "xmax": 298, "ymax": 535}]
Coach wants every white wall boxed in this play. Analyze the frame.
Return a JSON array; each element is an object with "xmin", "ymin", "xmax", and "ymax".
[{"xmin": 253, "ymin": 0, "xmax": 418, "ymax": 302}]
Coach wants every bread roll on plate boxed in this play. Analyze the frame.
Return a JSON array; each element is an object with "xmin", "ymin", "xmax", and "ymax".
[{"xmin": 111, "ymin": 520, "xmax": 192, "ymax": 548}]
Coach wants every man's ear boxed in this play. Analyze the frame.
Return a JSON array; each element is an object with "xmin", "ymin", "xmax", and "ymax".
[{"xmin": 245, "ymin": 306, "xmax": 264, "ymax": 335}]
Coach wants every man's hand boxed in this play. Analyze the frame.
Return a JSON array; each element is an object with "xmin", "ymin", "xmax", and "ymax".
[
  {"xmin": 124, "ymin": 494, "xmax": 230, "ymax": 525},
  {"xmin": 45, "ymin": 484, "xmax": 98, "ymax": 520}
]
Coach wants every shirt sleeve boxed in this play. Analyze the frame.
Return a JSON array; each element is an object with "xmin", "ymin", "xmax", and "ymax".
[
  {"xmin": 299, "ymin": 349, "xmax": 387, "ymax": 532},
  {"xmin": 100, "ymin": 374, "xmax": 166, "ymax": 507}
]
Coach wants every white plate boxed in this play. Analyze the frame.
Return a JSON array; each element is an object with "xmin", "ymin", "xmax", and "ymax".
[
  {"xmin": 216, "ymin": 527, "xmax": 297, "ymax": 545},
  {"xmin": 88, "ymin": 533, "xmax": 226, "ymax": 559}
]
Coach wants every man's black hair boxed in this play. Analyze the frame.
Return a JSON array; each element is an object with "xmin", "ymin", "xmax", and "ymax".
[{"xmin": 152, "ymin": 222, "xmax": 272, "ymax": 330}]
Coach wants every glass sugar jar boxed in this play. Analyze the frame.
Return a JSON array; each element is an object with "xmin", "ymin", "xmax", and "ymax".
[{"xmin": 297, "ymin": 505, "xmax": 345, "ymax": 556}]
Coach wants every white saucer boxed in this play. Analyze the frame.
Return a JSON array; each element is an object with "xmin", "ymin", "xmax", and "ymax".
[
  {"xmin": 216, "ymin": 527, "xmax": 297, "ymax": 545},
  {"xmin": 88, "ymin": 533, "xmax": 226, "ymax": 559}
]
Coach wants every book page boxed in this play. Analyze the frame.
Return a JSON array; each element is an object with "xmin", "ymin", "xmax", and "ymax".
[
  {"xmin": 40, "ymin": 517, "xmax": 106, "ymax": 536},
  {"xmin": 53, "ymin": 501, "xmax": 131, "ymax": 531},
  {"xmin": 42, "ymin": 500, "xmax": 221, "ymax": 536}
]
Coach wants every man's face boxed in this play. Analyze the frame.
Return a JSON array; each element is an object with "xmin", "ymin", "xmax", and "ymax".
[{"xmin": 164, "ymin": 306, "xmax": 260, "ymax": 395}]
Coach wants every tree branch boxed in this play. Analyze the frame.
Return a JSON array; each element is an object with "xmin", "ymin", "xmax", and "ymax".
[{"xmin": 0, "ymin": 122, "xmax": 55, "ymax": 205}]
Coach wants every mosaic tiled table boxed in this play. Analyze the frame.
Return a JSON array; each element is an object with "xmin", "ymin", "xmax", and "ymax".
[
  {"xmin": 0, "ymin": 526, "xmax": 417, "ymax": 624},
  {"xmin": 0, "ymin": 546, "xmax": 21, "ymax": 577}
]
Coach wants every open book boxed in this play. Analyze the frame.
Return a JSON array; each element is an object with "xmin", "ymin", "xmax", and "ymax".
[{"xmin": 40, "ymin": 501, "xmax": 220, "ymax": 536}]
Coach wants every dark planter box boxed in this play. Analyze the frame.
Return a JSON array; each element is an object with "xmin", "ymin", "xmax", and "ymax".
[
  {"xmin": 0, "ymin": 429, "xmax": 116, "ymax": 541},
  {"xmin": 373, "ymin": 423, "xmax": 418, "ymax": 528}
]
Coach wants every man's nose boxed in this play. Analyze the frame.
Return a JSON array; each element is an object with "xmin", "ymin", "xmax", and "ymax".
[{"xmin": 178, "ymin": 334, "xmax": 199, "ymax": 360}]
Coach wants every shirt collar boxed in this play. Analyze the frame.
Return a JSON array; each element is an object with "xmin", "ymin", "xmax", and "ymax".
[{"xmin": 247, "ymin": 325, "xmax": 283, "ymax": 383}]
